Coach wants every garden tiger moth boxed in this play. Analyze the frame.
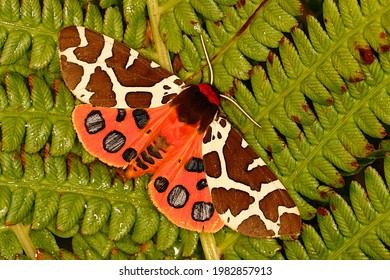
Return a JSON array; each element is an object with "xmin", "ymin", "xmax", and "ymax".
[{"xmin": 58, "ymin": 26, "xmax": 302, "ymax": 238}]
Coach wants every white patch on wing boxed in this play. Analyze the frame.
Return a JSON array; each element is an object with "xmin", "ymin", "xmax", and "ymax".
[
  {"xmin": 247, "ymin": 157, "xmax": 266, "ymax": 171},
  {"xmin": 125, "ymin": 49, "xmax": 139, "ymax": 68},
  {"xmin": 150, "ymin": 61, "xmax": 159, "ymax": 68}
]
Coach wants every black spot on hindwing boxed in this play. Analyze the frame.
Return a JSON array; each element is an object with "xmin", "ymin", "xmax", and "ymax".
[
  {"xmin": 122, "ymin": 148, "xmax": 137, "ymax": 162},
  {"xmin": 132, "ymin": 109, "xmax": 150, "ymax": 129},
  {"xmin": 103, "ymin": 131, "xmax": 126, "ymax": 153},
  {"xmin": 192, "ymin": 202, "xmax": 214, "ymax": 221},
  {"xmin": 85, "ymin": 110, "xmax": 105, "ymax": 134},
  {"xmin": 116, "ymin": 109, "xmax": 126, "ymax": 122},
  {"xmin": 154, "ymin": 176, "xmax": 169, "ymax": 193},
  {"xmin": 141, "ymin": 151, "xmax": 155, "ymax": 164},
  {"xmin": 147, "ymin": 145, "xmax": 162, "ymax": 159},
  {"xmin": 196, "ymin": 179, "xmax": 208, "ymax": 190},
  {"xmin": 168, "ymin": 185, "xmax": 189, "ymax": 208},
  {"xmin": 184, "ymin": 157, "xmax": 204, "ymax": 173},
  {"xmin": 136, "ymin": 158, "xmax": 148, "ymax": 170}
]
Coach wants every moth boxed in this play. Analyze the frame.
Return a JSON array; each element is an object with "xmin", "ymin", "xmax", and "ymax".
[{"xmin": 58, "ymin": 26, "xmax": 302, "ymax": 238}]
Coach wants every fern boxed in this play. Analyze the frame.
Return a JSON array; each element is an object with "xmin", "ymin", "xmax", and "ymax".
[{"xmin": 0, "ymin": 0, "xmax": 389, "ymax": 260}]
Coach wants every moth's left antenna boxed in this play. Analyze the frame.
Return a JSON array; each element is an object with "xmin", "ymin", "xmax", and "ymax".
[{"xmin": 199, "ymin": 34, "xmax": 213, "ymax": 85}]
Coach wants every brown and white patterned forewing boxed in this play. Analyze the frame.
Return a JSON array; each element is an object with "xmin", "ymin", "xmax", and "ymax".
[
  {"xmin": 202, "ymin": 117, "xmax": 301, "ymax": 238},
  {"xmin": 58, "ymin": 26, "xmax": 185, "ymax": 108}
]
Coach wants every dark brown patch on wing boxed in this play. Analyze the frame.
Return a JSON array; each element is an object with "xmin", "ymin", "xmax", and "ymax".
[
  {"xmin": 237, "ymin": 215, "xmax": 275, "ymax": 238},
  {"xmin": 203, "ymin": 127, "xmax": 212, "ymax": 144},
  {"xmin": 106, "ymin": 41, "xmax": 175, "ymax": 87},
  {"xmin": 58, "ymin": 26, "xmax": 81, "ymax": 52},
  {"xmin": 74, "ymin": 28, "xmax": 105, "ymax": 63},
  {"xmin": 87, "ymin": 67, "xmax": 117, "ymax": 107},
  {"xmin": 60, "ymin": 56, "xmax": 83, "ymax": 91},
  {"xmin": 162, "ymin": 94, "xmax": 176, "ymax": 104},
  {"xmin": 203, "ymin": 151, "xmax": 221, "ymax": 178},
  {"xmin": 211, "ymin": 188, "xmax": 254, "ymax": 216},
  {"xmin": 259, "ymin": 189, "xmax": 296, "ymax": 222},
  {"xmin": 278, "ymin": 212, "xmax": 302, "ymax": 236},
  {"xmin": 224, "ymin": 128, "xmax": 277, "ymax": 192},
  {"xmin": 125, "ymin": 92, "xmax": 153, "ymax": 108}
]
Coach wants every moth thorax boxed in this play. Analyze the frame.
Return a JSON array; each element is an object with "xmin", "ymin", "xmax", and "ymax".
[
  {"xmin": 198, "ymin": 83, "xmax": 220, "ymax": 106},
  {"xmin": 169, "ymin": 84, "xmax": 220, "ymax": 133}
]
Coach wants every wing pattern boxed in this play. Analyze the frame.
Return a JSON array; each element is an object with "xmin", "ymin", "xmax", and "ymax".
[
  {"xmin": 202, "ymin": 117, "xmax": 302, "ymax": 238},
  {"xmin": 59, "ymin": 26, "xmax": 301, "ymax": 238},
  {"xmin": 59, "ymin": 26, "xmax": 184, "ymax": 108}
]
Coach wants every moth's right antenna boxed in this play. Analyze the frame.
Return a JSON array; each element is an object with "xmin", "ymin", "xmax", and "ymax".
[{"xmin": 199, "ymin": 34, "xmax": 261, "ymax": 129}]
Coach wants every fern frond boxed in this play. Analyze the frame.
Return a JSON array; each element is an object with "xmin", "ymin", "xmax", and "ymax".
[{"xmin": 287, "ymin": 154, "xmax": 390, "ymax": 259}]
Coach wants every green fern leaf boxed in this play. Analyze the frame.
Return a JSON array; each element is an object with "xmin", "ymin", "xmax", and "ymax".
[
  {"xmin": 22, "ymin": 151, "xmax": 45, "ymax": 181},
  {"xmin": 44, "ymin": 152, "xmax": 67, "ymax": 183},
  {"xmin": 0, "ymin": 0, "xmax": 20, "ymax": 23},
  {"xmin": 56, "ymin": 193, "xmax": 86, "ymax": 232},
  {"xmin": 20, "ymin": 0, "xmax": 41, "ymax": 26},
  {"xmin": 1, "ymin": 117, "xmax": 25, "ymax": 152},
  {"xmin": 179, "ymin": 229, "xmax": 199, "ymax": 257},
  {"xmin": 115, "ymin": 234, "xmax": 140, "ymax": 255},
  {"xmin": 29, "ymin": 35, "xmax": 56, "ymax": 70},
  {"xmin": 0, "ymin": 151, "xmax": 23, "ymax": 180},
  {"xmin": 103, "ymin": 6, "xmax": 124, "ymax": 41},
  {"xmin": 156, "ymin": 215, "xmax": 179, "ymax": 251},
  {"xmin": 30, "ymin": 229, "xmax": 61, "ymax": 258},
  {"xmin": 0, "ymin": 228, "xmax": 23, "ymax": 259},
  {"xmin": 174, "ymin": 2, "xmax": 201, "ymax": 36},
  {"xmin": 159, "ymin": 11, "xmax": 183, "ymax": 53},
  {"xmin": 0, "ymin": 186, "xmax": 11, "ymax": 220},
  {"xmin": 25, "ymin": 118, "xmax": 52, "ymax": 154},
  {"xmin": 84, "ymin": 4, "xmax": 103, "ymax": 32},
  {"xmin": 108, "ymin": 201, "xmax": 136, "ymax": 241},
  {"xmin": 131, "ymin": 207, "xmax": 160, "ymax": 244},
  {"xmin": 31, "ymin": 190, "xmax": 60, "ymax": 230},
  {"xmin": 123, "ymin": 1, "xmax": 146, "ymax": 49},
  {"xmin": 81, "ymin": 197, "xmax": 111, "ymax": 235},
  {"xmin": 5, "ymin": 187, "xmax": 35, "ymax": 225},
  {"xmin": 63, "ymin": 0, "xmax": 83, "ymax": 27},
  {"xmin": 234, "ymin": 237, "xmax": 269, "ymax": 260},
  {"xmin": 82, "ymin": 231, "xmax": 114, "ymax": 259},
  {"xmin": 50, "ymin": 121, "xmax": 75, "ymax": 156},
  {"xmin": 41, "ymin": 0, "xmax": 62, "ymax": 30},
  {"xmin": 4, "ymin": 72, "xmax": 30, "ymax": 110}
]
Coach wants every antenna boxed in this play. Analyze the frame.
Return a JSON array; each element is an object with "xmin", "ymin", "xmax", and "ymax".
[
  {"xmin": 199, "ymin": 34, "xmax": 213, "ymax": 85},
  {"xmin": 199, "ymin": 34, "xmax": 262, "ymax": 129}
]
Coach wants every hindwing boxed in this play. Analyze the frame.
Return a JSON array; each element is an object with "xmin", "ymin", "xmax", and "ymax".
[
  {"xmin": 59, "ymin": 26, "xmax": 184, "ymax": 109},
  {"xmin": 202, "ymin": 117, "xmax": 302, "ymax": 238},
  {"xmin": 148, "ymin": 135, "xmax": 224, "ymax": 233}
]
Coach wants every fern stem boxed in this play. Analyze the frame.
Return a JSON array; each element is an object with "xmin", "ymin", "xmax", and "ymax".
[
  {"xmin": 9, "ymin": 223, "xmax": 36, "ymax": 260},
  {"xmin": 199, "ymin": 232, "xmax": 220, "ymax": 260},
  {"xmin": 146, "ymin": 0, "xmax": 173, "ymax": 72}
]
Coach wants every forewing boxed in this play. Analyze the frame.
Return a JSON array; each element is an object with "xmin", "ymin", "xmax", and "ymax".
[
  {"xmin": 58, "ymin": 26, "xmax": 184, "ymax": 108},
  {"xmin": 202, "ymin": 117, "xmax": 302, "ymax": 238},
  {"xmin": 72, "ymin": 103, "xmax": 172, "ymax": 171}
]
